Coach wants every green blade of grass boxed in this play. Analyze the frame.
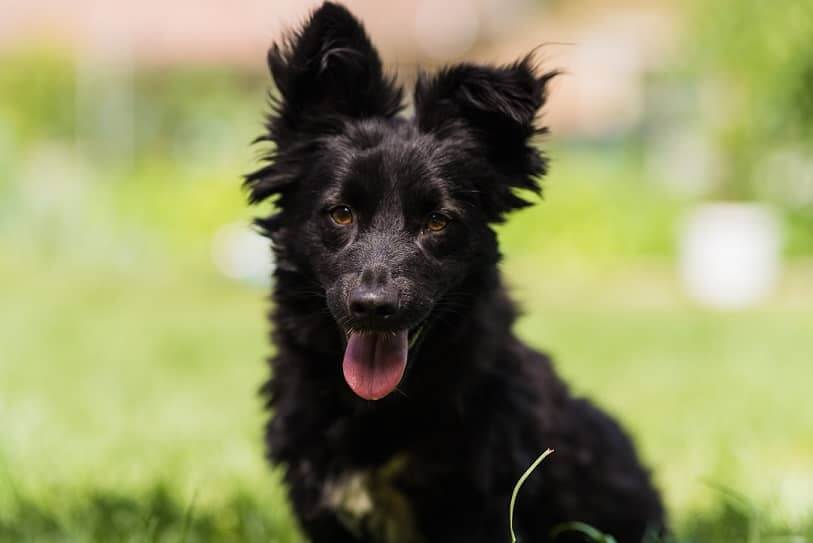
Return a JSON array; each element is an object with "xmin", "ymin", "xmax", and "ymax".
[
  {"xmin": 550, "ymin": 521, "xmax": 618, "ymax": 543},
  {"xmin": 509, "ymin": 448, "xmax": 554, "ymax": 543}
]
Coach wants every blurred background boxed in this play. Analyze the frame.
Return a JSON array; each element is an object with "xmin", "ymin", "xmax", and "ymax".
[{"xmin": 1, "ymin": 0, "xmax": 812, "ymax": 541}]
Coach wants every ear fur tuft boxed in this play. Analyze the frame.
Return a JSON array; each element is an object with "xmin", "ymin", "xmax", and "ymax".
[
  {"xmin": 414, "ymin": 56, "xmax": 558, "ymax": 218},
  {"xmin": 245, "ymin": 2, "xmax": 403, "ymax": 206}
]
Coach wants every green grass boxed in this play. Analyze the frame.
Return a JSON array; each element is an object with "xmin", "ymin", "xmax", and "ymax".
[
  {"xmin": 510, "ymin": 449, "xmax": 555, "ymax": 543},
  {"xmin": 2, "ymin": 246, "xmax": 812, "ymax": 541}
]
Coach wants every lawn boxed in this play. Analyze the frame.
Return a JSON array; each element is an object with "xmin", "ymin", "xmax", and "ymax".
[{"xmin": 1, "ymin": 243, "xmax": 811, "ymax": 541}]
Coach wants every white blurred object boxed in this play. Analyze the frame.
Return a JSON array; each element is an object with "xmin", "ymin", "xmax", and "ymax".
[
  {"xmin": 679, "ymin": 203, "xmax": 781, "ymax": 309},
  {"xmin": 211, "ymin": 222, "xmax": 273, "ymax": 286}
]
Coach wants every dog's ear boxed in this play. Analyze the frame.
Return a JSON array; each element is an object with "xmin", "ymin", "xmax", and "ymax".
[
  {"xmin": 246, "ymin": 2, "xmax": 403, "ymax": 205},
  {"xmin": 269, "ymin": 2, "xmax": 402, "ymax": 129},
  {"xmin": 414, "ymin": 58, "xmax": 558, "ymax": 220}
]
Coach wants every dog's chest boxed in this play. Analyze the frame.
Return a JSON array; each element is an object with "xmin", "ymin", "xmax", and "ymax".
[{"xmin": 323, "ymin": 454, "xmax": 426, "ymax": 543}]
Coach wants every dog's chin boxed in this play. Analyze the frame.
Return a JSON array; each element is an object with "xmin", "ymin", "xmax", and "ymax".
[{"xmin": 338, "ymin": 320, "xmax": 427, "ymax": 401}]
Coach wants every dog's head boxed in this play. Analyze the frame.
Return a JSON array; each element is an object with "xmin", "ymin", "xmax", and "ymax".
[{"xmin": 247, "ymin": 2, "xmax": 556, "ymax": 400}]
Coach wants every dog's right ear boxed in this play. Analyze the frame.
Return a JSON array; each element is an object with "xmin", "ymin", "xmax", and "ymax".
[
  {"xmin": 246, "ymin": 3, "xmax": 402, "ymax": 205},
  {"xmin": 269, "ymin": 1, "xmax": 403, "ymax": 131}
]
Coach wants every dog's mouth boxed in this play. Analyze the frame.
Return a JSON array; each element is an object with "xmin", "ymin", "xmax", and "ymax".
[{"xmin": 341, "ymin": 324, "xmax": 425, "ymax": 400}]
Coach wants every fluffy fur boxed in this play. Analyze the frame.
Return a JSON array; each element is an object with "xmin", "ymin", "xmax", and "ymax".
[{"xmin": 246, "ymin": 3, "xmax": 665, "ymax": 542}]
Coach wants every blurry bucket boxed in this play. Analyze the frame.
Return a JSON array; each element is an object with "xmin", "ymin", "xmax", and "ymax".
[{"xmin": 679, "ymin": 203, "xmax": 781, "ymax": 309}]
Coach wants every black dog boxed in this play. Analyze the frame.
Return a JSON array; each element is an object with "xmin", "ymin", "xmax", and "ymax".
[{"xmin": 245, "ymin": 3, "xmax": 665, "ymax": 542}]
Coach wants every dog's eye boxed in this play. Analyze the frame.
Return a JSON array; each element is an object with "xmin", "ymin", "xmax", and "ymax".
[
  {"xmin": 329, "ymin": 205, "xmax": 354, "ymax": 226},
  {"xmin": 426, "ymin": 212, "xmax": 450, "ymax": 232}
]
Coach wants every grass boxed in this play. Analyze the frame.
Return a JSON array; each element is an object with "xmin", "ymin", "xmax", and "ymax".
[
  {"xmin": 510, "ymin": 449, "xmax": 555, "ymax": 543},
  {"xmin": 1, "ymin": 244, "xmax": 812, "ymax": 541}
]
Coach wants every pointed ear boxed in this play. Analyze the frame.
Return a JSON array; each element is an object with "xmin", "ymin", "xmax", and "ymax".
[
  {"xmin": 414, "ymin": 57, "xmax": 558, "ymax": 218},
  {"xmin": 269, "ymin": 2, "xmax": 402, "ymax": 137},
  {"xmin": 246, "ymin": 2, "xmax": 402, "ymax": 206}
]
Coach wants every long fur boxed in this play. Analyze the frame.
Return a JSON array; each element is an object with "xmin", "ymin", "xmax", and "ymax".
[{"xmin": 246, "ymin": 3, "xmax": 665, "ymax": 542}]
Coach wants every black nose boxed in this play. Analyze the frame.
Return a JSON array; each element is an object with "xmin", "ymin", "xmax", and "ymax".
[{"xmin": 349, "ymin": 266, "xmax": 399, "ymax": 320}]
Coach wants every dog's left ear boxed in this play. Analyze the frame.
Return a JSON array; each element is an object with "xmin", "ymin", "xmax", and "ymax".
[{"xmin": 414, "ymin": 58, "xmax": 558, "ymax": 220}]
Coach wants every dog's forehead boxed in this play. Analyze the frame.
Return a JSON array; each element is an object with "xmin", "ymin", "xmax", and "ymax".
[{"xmin": 330, "ymin": 122, "xmax": 452, "ymax": 200}]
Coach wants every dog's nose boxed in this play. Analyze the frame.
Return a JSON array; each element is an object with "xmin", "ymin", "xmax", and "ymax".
[
  {"xmin": 349, "ymin": 266, "xmax": 398, "ymax": 320},
  {"xmin": 349, "ymin": 287, "xmax": 398, "ymax": 319}
]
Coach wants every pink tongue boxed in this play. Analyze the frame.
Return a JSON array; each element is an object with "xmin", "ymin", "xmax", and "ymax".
[{"xmin": 342, "ymin": 331, "xmax": 408, "ymax": 400}]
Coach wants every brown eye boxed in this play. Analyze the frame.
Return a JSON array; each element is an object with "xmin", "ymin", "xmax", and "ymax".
[
  {"xmin": 426, "ymin": 212, "xmax": 450, "ymax": 232},
  {"xmin": 329, "ymin": 205, "xmax": 354, "ymax": 225}
]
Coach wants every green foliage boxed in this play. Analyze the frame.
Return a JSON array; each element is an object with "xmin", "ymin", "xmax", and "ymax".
[
  {"xmin": 129, "ymin": 67, "xmax": 265, "ymax": 171},
  {"xmin": 2, "ymin": 483, "xmax": 811, "ymax": 543},
  {"xmin": 785, "ymin": 209, "xmax": 813, "ymax": 257},
  {"xmin": 509, "ymin": 449, "xmax": 554, "ymax": 543},
  {"xmin": 681, "ymin": 500, "xmax": 813, "ymax": 543},
  {"xmin": 499, "ymin": 146, "xmax": 682, "ymax": 267},
  {"xmin": 686, "ymin": 0, "xmax": 813, "ymax": 199},
  {"xmin": 550, "ymin": 522, "xmax": 618, "ymax": 543},
  {"xmin": 0, "ymin": 50, "xmax": 76, "ymax": 144},
  {"xmin": 0, "ymin": 485, "xmax": 298, "ymax": 543},
  {"xmin": 2, "ymin": 250, "xmax": 812, "ymax": 542}
]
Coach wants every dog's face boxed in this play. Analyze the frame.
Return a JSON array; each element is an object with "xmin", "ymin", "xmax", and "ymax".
[
  {"xmin": 304, "ymin": 124, "xmax": 481, "ymax": 336},
  {"xmin": 247, "ymin": 2, "xmax": 555, "ymax": 400}
]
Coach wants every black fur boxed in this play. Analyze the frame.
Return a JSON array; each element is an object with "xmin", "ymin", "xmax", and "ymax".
[{"xmin": 246, "ymin": 3, "xmax": 665, "ymax": 542}]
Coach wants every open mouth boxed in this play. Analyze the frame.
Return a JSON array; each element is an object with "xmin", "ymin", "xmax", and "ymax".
[{"xmin": 341, "ymin": 323, "xmax": 425, "ymax": 401}]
